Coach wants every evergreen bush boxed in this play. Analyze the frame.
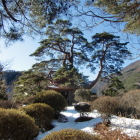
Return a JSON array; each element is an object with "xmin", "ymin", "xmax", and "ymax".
[
  {"xmin": 42, "ymin": 128, "xmax": 100, "ymax": 140},
  {"xmin": 0, "ymin": 108, "xmax": 39, "ymax": 140},
  {"xmin": 20, "ymin": 103, "xmax": 54, "ymax": 130},
  {"xmin": 34, "ymin": 90, "xmax": 67, "ymax": 114},
  {"xmin": 0, "ymin": 100, "xmax": 17, "ymax": 109}
]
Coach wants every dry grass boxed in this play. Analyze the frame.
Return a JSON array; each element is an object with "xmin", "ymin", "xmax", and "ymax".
[{"xmin": 94, "ymin": 122, "xmax": 139, "ymax": 140}]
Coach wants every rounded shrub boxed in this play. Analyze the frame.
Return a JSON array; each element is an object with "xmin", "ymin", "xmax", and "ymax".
[
  {"xmin": 20, "ymin": 103, "xmax": 54, "ymax": 130},
  {"xmin": 34, "ymin": 90, "xmax": 67, "ymax": 114},
  {"xmin": 115, "ymin": 90, "xmax": 140, "ymax": 118},
  {"xmin": 120, "ymin": 90, "xmax": 140, "ymax": 108},
  {"xmin": 42, "ymin": 128, "xmax": 100, "ymax": 140},
  {"xmin": 91, "ymin": 96, "xmax": 118, "ymax": 116},
  {"xmin": 0, "ymin": 108, "xmax": 39, "ymax": 140}
]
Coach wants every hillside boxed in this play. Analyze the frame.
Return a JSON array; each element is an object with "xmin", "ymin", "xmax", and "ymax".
[
  {"xmin": 3, "ymin": 70, "xmax": 22, "ymax": 86},
  {"xmin": 121, "ymin": 60, "xmax": 140, "ymax": 74},
  {"xmin": 91, "ymin": 60, "xmax": 140, "ymax": 95},
  {"xmin": 120, "ymin": 60, "xmax": 140, "ymax": 91}
]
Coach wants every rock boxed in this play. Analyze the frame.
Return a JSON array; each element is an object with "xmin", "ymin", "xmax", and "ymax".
[{"xmin": 74, "ymin": 102, "xmax": 91, "ymax": 116}]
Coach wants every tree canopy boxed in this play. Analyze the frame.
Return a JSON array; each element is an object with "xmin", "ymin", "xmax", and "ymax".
[
  {"xmin": 0, "ymin": 0, "xmax": 77, "ymax": 43},
  {"xmin": 30, "ymin": 20, "xmax": 131, "ymax": 89},
  {"xmin": 74, "ymin": 0, "xmax": 140, "ymax": 36},
  {"xmin": 87, "ymin": 32, "xmax": 131, "ymax": 88},
  {"xmin": 30, "ymin": 20, "xmax": 92, "ymax": 69},
  {"xmin": 0, "ymin": 0, "xmax": 139, "ymax": 44},
  {"xmin": 93, "ymin": 0, "xmax": 140, "ymax": 35},
  {"xmin": 30, "ymin": 20, "xmax": 92, "ymax": 87}
]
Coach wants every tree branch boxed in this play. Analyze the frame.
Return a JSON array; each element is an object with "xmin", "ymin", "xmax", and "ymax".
[{"xmin": 2, "ymin": 0, "xmax": 19, "ymax": 22}]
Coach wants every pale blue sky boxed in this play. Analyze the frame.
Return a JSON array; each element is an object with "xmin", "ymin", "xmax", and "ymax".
[{"xmin": 0, "ymin": 23, "xmax": 139, "ymax": 81}]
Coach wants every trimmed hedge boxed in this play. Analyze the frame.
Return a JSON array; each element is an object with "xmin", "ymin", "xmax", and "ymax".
[
  {"xmin": 34, "ymin": 90, "xmax": 67, "ymax": 114},
  {"xmin": 42, "ymin": 128, "xmax": 100, "ymax": 140},
  {"xmin": 0, "ymin": 108, "xmax": 39, "ymax": 140},
  {"xmin": 20, "ymin": 103, "xmax": 54, "ymax": 130}
]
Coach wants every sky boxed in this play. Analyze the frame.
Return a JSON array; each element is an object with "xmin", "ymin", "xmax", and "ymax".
[{"xmin": 0, "ymin": 21, "xmax": 140, "ymax": 81}]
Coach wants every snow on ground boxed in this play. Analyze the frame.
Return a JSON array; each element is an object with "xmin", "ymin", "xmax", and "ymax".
[{"xmin": 36, "ymin": 106, "xmax": 140, "ymax": 140}]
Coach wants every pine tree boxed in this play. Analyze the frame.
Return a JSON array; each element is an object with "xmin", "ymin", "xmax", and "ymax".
[
  {"xmin": 88, "ymin": 32, "xmax": 131, "ymax": 88},
  {"xmin": 30, "ymin": 20, "xmax": 92, "ymax": 87},
  {"xmin": 31, "ymin": 20, "xmax": 131, "ymax": 89},
  {"xmin": 102, "ymin": 77, "xmax": 125, "ymax": 96},
  {"xmin": 14, "ymin": 69, "xmax": 49, "ymax": 96},
  {"xmin": 93, "ymin": 0, "xmax": 140, "ymax": 35},
  {"xmin": 0, "ymin": 0, "xmax": 77, "ymax": 43}
]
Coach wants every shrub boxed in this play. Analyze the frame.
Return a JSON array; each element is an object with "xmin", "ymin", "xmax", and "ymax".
[
  {"xmin": 115, "ymin": 90, "xmax": 140, "ymax": 118},
  {"xmin": 22, "ymin": 95, "xmax": 36, "ymax": 105},
  {"xmin": 91, "ymin": 96, "xmax": 118, "ymax": 116},
  {"xmin": 0, "ymin": 100, "xmax": 17, "ymax": 109},
  {"xmin": 20, "ymin": 103, "xmax": 54, "ymax": 131},
  {"xmin": 121, "ymin": 90, "xmax": 140, "ymax": 108},
  {"xmin": 0, "ymin": 108, "xmax": 39, "ymax": 140},
  {"xmin": 91, "ymin": 96, "xmax": 118, "ymax": 122},
  {"xmin": 34, "ymin": 90, "xmax": 67, "ymax": 114},
  {"xmin": 42, "ymin": 128, "xmax": 100, "ymax": 140},
  {"xmin": 74, "ymin": 89, "xmax": 91, "ymax": 102}
]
